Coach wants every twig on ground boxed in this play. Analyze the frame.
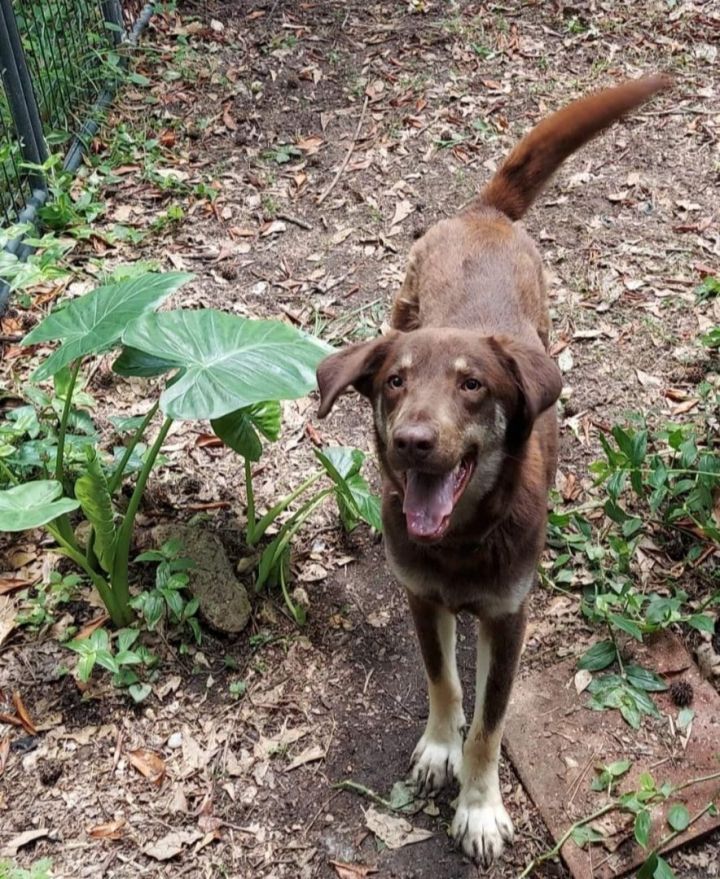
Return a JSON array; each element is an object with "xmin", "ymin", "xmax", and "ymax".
[
  {"xmin": 334, "ymin": 779, "xmax": 395, "ymax": 810},
  {"xmin": 316, "ymin": 96, "xmax": 369, "ymax": 206},
  {"xmin": 276, "ymin": 212, "xmax": 313, "ymax": 231}
]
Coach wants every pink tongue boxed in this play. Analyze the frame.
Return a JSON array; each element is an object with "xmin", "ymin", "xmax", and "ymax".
[{"xmin": 403, "ymin": 469, "xmax": 456, "ymax": 538}]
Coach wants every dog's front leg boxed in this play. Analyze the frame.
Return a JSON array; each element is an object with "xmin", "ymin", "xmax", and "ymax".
[
  {"xmin": 451, "ymin": 605, "xmax": 526, "ymax": 866},
  {"xmin": 406, "ymin": 591, "xmax": 466, "ymax": 794}
]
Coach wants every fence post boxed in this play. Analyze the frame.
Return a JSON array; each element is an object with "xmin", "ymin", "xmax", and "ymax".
[
  {"xmin": 101, "ymin": 0, "xmax": 126, "ymax": 45},
  {"xmin": 0, "ymin": 0, "xmax": 48, "ymax": 194}
]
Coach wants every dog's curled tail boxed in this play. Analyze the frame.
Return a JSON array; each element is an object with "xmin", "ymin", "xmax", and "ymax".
[{"xmin": 477, "ymin": 74, "xmax": 671, "ymax": 221}]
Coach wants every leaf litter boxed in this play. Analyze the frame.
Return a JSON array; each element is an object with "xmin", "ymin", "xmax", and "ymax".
[{"xmin": 1, "ymin": 1, "xmax": 719, "ymax": 877}]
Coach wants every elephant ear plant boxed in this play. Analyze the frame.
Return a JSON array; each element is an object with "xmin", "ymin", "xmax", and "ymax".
[{"xmin": 0, "ymin": 271, "xmax": 369, "ymax": 628}]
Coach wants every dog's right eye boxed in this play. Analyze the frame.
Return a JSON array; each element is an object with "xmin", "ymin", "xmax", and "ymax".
[{"xmin": 387, "ymin": 374, "xmax": 404, "ymax": 389}]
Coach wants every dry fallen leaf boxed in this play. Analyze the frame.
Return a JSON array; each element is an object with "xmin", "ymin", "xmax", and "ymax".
[
  {"xmin": 75, "ymin": 614, "xmax": 110, "ymax": 641},
  {"xmin": 574, "ymin": 669, "xmax": 592, "ymax": 694},
  {"xmin": 1, "ymin": 828, "xmax": 49, "ymax": 857},
  {"xmin": 0, "ymin": 578, "xmax": 34, "ymax": 595},
  {"xmin": 389, "ymin": 199, "xmax": 414, "ymax": 228},
  {"xmin": 330, "ymin": 861, "xmax": 378, "ymax": 879},
  {"xmin": 142, "ymin": 829, "xmax": 202, "ymax": 861},
  {"xmin": 287, "ymin": 744, "xmax": 325, "ymax": 771},
  {"xmin": 636, "ymin": 369, "xmax": 662, "ymax": 389},
  {"xmin": 12, "ymin": 691, "xmax": 37, "ymax": 735},
  {"xmin": 0, "ymin": 596, "xmax": 16, "ymax": 648},
  {"xmin": 88, "ymin": 818, "xmax": 126, "ymax": 840},
  {"xmin": 128, "ymin": 748, "xmax": 166, "ymax": 786},
  {"xmin": 222, "ymin": 106, "xmax": 237, "ymax": 131},
  {"xmin": 364, "ymin": 806, "xmax": 433, "ymax": 849},
  {"xmin": 672, "ymin": 399, "xmax": 699, "ymax": 415},
  {"xmin": 0, "ymin": 736, "xmax": 9, "ymax": 775},
  {"xmin": 260, "ymin": 219, "xmax": 287, "ymax": 237},
  {"xmin": 296, "ymin": 135, "xmax": 324, "ymax": 154}
]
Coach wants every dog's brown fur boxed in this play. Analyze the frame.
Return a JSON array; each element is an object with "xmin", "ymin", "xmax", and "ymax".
[{"xmin": 316, "ymin": 75, "xmax": 670, "ymax": 866}]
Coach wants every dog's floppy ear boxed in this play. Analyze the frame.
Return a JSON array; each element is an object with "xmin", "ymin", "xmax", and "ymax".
[
  {"xmin": 317, "ymin": 332, "xmax": 398, "ymax": 418},
  {"xmin": 489, "ymin": 336, "xmax": 562, "ymax": 446}
]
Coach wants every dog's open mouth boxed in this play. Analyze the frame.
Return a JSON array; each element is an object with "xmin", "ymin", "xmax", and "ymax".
[{"xmin": 402, "ymin": 455, "xmax": 475, "ymax": 542}]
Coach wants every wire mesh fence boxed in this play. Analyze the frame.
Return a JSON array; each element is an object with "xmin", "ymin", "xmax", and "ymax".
[{"xmin": 0, "ymin": 0, "xmax": 145, "ymax": 229}]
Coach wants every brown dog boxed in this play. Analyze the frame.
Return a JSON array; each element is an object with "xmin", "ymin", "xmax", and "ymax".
[{"xmin": 316, "ymin": 76, "xmax": 669, "ymax": 865}]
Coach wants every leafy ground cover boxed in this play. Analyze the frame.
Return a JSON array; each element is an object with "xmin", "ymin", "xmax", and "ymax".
[{"xmin": 1, "ymin": 1, "xmax": 718, "ymax": 877}]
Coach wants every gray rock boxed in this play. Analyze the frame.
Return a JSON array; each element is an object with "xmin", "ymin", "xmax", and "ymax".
[{"xmin": 151, "ymin": 524, "xmax": 251, "ymax": 633}]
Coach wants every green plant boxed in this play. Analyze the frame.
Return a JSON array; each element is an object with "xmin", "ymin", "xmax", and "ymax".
[
  {"xmin": 695, "ymin": 275, "xmax": 719, "ymax": 304},
  {"xmin": 220, "ymin": 407, "xmax": 380, "ymax": 622},
  {"xmin": 16, "ymin": 571, "xmax": 83, "ymax": 629},
  {"xmin": 1, "ymin": 271, "xmax": 330, "ymax": 628},
  {"xmin": 262, "ymin": 144, "xmax": 302, "ymax": 165},
  {"xmin": 519, "ymin": 763, "xmax": 720, "ymax": 879},
  {"xmin": 0, "ymin": 858, "xmax": 53, "ymax": 879},
  {"xmin": 229, "ymin": 680, "xmax": 247, "ymax": 699},
  {"xmin": 66, "ymin": 627, "xmax": 157, "ymax": 702},
  {"xmin": 131, "ymin": 539, "xmax": 200, "ymax": 644},
  {"xmin": 546, "ymin": 418, "xmax": 719, "ymax": 727}
]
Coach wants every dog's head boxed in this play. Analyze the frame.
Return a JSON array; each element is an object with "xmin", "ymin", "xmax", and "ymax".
[{"xmin": 317, "ymin": 328, "xmax": 561, "ymax": 543}]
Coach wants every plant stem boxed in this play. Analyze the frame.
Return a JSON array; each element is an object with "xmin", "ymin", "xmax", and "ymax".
[
  {"xmin": 55, "ymin": 358, "xmax": 82, "ymax": 485},
  {"xmin": 607, "ymin": 616, "xmax": 625, "ymax": 677},
  {"xmin": 672, "ymin": 768, "xmax": 720, "ymax": 794},
  {"xmin": 111, "ymin": 416, "xmax": 173, "ymax": 620},
  {"xmin": 518, "ymin": 768, "xmax": 720, "ymax": 878},
  {"xmin": 46, "ymin": 523, "xmax": 124, "ymax": 623},
  {"xmin": 647, "ymin": 801, "xmax": 715, "ymax": 861},
  {"xmin": 256, "ymin": 488, "xmax": 332, "ymax": 592},
  {"xmin": 244, "ymin": 457, "xmax": 256, "ymax": 545},
  {"xmin": 518, "ymin": 803, "xmax": 617, "ymax": 878},
  {"xmin": 0, "ymin": 458, "xmax": 19, "ymax": 485},
  {"xmin": 333, "ymin": 779, "xmax": 396, "ymax": 810},
  {"xmin": 250, "ymin": 469, "xmax": 325, "ymax": 547},
  {"xmin": 108, "ymin": 402, "xmax": 159, "ymax": 494}
]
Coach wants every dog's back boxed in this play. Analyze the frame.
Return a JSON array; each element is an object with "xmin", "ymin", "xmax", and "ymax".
[{"xmin": 392, "ymin": 75, "xmax": 671, "ymax": 346}]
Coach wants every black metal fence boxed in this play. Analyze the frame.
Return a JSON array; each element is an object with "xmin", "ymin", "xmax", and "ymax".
[{"xmin": 0, "ymin": 0, "xmax": 152, "ymax": 309}]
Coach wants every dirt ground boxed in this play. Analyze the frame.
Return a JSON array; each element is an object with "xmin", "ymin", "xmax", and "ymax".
[{"xmin": 1, "ymin": 1, "xmax": 719, "ymax": 877}]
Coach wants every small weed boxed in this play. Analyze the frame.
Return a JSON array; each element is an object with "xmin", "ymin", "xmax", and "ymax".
[
  {"xmin": 0, "ymin": 859, "xmax": 53, "ymax": 879},
  {"xmin": 261, "ymin": 194, "xmax": 280, "ymax": 218},
  {"xmin": 565, "ymin": 15, "xmax": 589, "ymax": 34},
  {"xmin": 66, "ymin": 627, "xmax": 158, "ymax": 703},
  {"xmin": 151, "ymin": 203, "xmax": 185, "ymax": 233},
  {"xmin": 131, "ymin": 539, "xmax": 200, "ymax": 645},
  {"xmin": 546, "ymin": 416, "xmax": 719, "ymax": 727},
  {"xmin": 229, "ymin": 680, "xmax": 247, "ymax": 699},
  {"xmin": 262, "ymin": 144, "xmax": 302, "ymax": 165},
  {"xmin": 16, "ymin": 571, "xmax": 83, "ymax": 630},
  {"xmin": 695, "ymin": 275, "xmax": 720, "ymax": 304},
  {"xmin": 470, "ymin": 42, "xmax": 494, "ymax": 60},
  {"xmin": 471, "ymin": 118, "xmax": 496, "ymax": 140}
]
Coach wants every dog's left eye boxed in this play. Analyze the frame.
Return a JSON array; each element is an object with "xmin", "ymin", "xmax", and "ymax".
[{"xmin": 461, "ymin": 378, "xmax": 482, "ymax": 391}]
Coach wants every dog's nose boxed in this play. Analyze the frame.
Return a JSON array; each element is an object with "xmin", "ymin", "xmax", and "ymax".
[{"xmin": 393, "ymin": 424, "xmax": 437, "ymax": 460}]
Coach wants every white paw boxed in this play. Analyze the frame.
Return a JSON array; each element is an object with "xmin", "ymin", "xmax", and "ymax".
[
  {"xmin": 451, "ymin": 797, "xmax": 514, "ymax": 867},
  {"xmin": 410, "ymin": 731, "xmax": 464, "ymax": 794}
]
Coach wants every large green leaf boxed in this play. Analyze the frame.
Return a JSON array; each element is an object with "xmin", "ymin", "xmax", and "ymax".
[
  {"xmin": 315, "ymin": 446, "xmax": 382, "ymax": 532},
  {"xmin": 0, "ymin": 480, "xmax": 79, "ymax": 531},
  {"xmin": 23, "ymin": 272, "xmax": 194, "ymax": 381},
  {"xmin": 122, "ymin": 309, "xmax": 332, "ymax": 420},
  {"xmin": 578, "ymin": 639, "xmax": 617, "ymax": 671},
  {"xmin": 74, "ymin": 450, "xmax": 116, "ymax": 573},
  {"xmin": 112, "ymin": 346, "xmax": 177, "ymax": 377},
  {"xmin": 211, "ymin": 400, "xmax": 282, "ymax": 461}
]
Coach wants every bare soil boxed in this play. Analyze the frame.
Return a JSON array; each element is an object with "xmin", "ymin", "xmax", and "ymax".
[{"xmin": 1, "ymin": 1, "xmax": 719, "ymax": 878}]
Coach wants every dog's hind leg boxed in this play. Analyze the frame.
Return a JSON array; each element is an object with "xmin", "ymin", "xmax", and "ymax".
[
  {"xmin": 451, "ymin": 604, "xmax": 526, "ymax": 867},
  {"xmin": 406, "ymin": 591, "xmax": 466, "ymax": 794}
]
